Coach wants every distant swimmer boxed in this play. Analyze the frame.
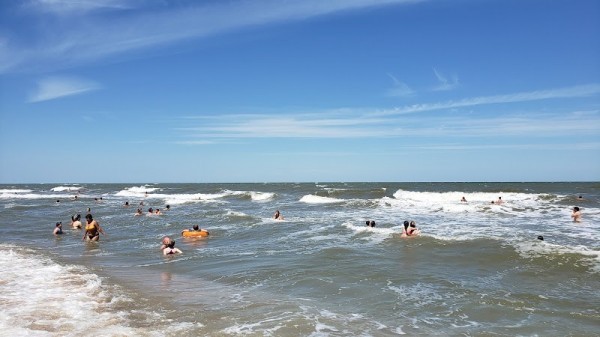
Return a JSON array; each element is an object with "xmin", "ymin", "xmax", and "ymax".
[
  {"xmin": 155, "ymin": 208, "xmax": 162, "ymax": 215},
  {"xmin": 496, "ymin": 197, "xmax": 503, "ymax": 205},
  {"xmin": 166, "ymin": 205, "xmax": 171, "ymax": 211},
  {"xmin": 571, "ymin": 207, "xmax": 582, "ymax": 222},
  {"xmin": 274, "ymin": 210, "xmax": 284, "ymax": 220},
  {"xmin": 124, "ymin": 201, "xmax": 130, "ymax": 207},
  {"xmin": 577, "ymin": 195, "xmax": 584, "ymax": 201},
  {"xmin": 461, "ymin": 196, "xmax": 467, "ymax": 202},
  {"xmin": 134, "ymin": 208, "xmax": 143, "ymax": 216},
  {"xmin": 537, "ymin": 235, "xmax": 544, "ymax": 241},
  {"xmin": 82, "ymin": 214, "xmax": 105, "ymax": 242},
  {"xmin": 147, "ymin": 208, "xmax": 154, "ymax": 215},
  {"xmin": 163, "ymin": 240, "xmax": 182, "ymax": 256},
  {"xmin": 365, "ymin": 220, "xmax": 376, "ymax": 227},
  {"xmin": 53, "ymin": 222, "xmax": 63, "ymax": 235}
]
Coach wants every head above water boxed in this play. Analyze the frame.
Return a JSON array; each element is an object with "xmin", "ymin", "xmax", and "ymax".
[
  {"xmin": 573, "ymin": 207, "xmax": 580, "ymax": 211},
  {"xmin": 193, "ymin": 224, "xmax": 199, "ymax": 230},
  {"xmin": 85, "ymin": 214, "xmax": 93, "ymax": 221}
]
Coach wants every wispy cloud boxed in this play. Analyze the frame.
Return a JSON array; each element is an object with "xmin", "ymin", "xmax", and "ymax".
[
  {"xmin": 386, "ymin": 73, "xmax": 415, "ymax": 97},
  {"xmin": 23, "ymin": 0, "xmax": 143, "ymax": 15},
  {"xmin": 372, "ymin": 84, "xmax": 600, "ymax": 116},
  {"xmin": 432, "ymin": 68, "xmax": 459, "ymax": 91},
  {"xmin": 29, "ymin": 76, "xmax": 100, "ymax": 102},
  {"xmin": 2, "ymin": 0, "xmax": 423, "ymax": 74}
]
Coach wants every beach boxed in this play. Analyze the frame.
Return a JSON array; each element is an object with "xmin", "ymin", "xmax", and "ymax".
[{"xmin": 1, "ymin": 182, "xmax": 598, "ymax": 336}]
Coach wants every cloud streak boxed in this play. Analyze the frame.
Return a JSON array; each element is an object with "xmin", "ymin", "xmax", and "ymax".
[
  {"xmin": 432, "ymin": 68, "xmax": 459, "ymax": 91},
  {"xmin": 372, "ymin": 84, "xmax": 600, "ymax": 116},
  {"xmin": 2, "ymin": 0, "xmax": 423, "ymax": 73},
  {"xmin": 29, "ymin": 76, "xmax": 100, "ymax": 102}
]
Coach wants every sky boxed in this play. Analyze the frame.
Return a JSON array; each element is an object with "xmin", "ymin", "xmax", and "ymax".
[{"xmin": 0, "ymin": 0, "xmax": 599, "ymax": 183}]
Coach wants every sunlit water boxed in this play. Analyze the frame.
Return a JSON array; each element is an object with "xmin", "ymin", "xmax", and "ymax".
[{"xmin": 1, "ymin": 182, "xmax": 598, "ymax": 336}]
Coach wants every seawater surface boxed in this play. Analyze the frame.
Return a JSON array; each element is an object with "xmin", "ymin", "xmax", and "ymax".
[{"xmin": 0, "ymin": 182, "xmax": 598, "ymax": 336}]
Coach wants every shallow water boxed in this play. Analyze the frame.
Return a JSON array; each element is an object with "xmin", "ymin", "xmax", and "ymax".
[{"xmin": 1, "ymin": 182, "xmax": 598, "ymax": 336}]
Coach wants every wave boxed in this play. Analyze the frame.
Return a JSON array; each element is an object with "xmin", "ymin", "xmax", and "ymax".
[
  {"xmin": 0, "ymin": 189, "xmax": 32, "ymax": 194},
  {"xmin": 50, "ymin": 185, "xmax": 83, "ymax": 192},
  {"xmin": 299, "ymin": 195, "xmax": 345, "ymax": 204},
  {"xmin": 115, "ymin": 185, "xmax": 160, "ymax": 197}
]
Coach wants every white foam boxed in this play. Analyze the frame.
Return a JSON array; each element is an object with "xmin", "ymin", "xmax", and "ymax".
[
  {"xmin": 51, "ymin": 186, "xmax": 83, "ymax": 192},
  {"xmin": 300, "ymin": 195, "xmax": 345, "ymax": 204},
  {"xmin": 0, "ymin": 189, "xmax": 32, "ymax": 193},
  {"xmin": 0, "ymin": 247, "xmax": 148, "ymax": 336}
]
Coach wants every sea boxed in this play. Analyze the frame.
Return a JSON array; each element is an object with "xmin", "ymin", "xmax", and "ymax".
[{"xmin": 0, "ymin": 182, "xmax": 598, "ymax": 336}]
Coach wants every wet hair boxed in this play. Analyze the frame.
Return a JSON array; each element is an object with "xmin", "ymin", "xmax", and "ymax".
[
  {"xmin": 168, "ymin": 241, "xmax": 175, "ymax": 249},
  {"xmin": 193, "ymin": 224, "xmax": 199, "ymax": 230},
  {"xmin": 366, "ymin": 221, "xmax": 370, "ymax": 226},
  {"xmin": 403, "ymin": 221, "xmax": 409, "ymax": 231},
  {"xmin": 573, "ymin": 207, "xmax": 580, "ymax": 211},
  {"xmin": 409, "ymin": 221, "xmax": 416, "ymax": 228},
  {"xmin": 85, "ymin": 214, "xmax": 93, "ymax": 220},
  {"xmin": 370, "ymin": 221, "xmax": 376, "ymax": 227},
  {"xmin": 148, "ymin": 208, "xmax": 153, "ymax": 212},
  {"xmin": 537, "ymin": 235, "xmax": 544, "ymax": 241},
  {"xmin": 56, "ymin": 222, "xmax": 62, "ymax": 227}
]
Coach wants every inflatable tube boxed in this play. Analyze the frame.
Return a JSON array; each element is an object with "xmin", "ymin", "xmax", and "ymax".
[{"xmin": 182, "ymin": 229, "xmax": 209, "ymax": 237}]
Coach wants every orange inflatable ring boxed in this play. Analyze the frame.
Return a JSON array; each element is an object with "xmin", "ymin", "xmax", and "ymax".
[{"xmin": 182, "ymin": 229, "xmax": 209, "ymax": 237}]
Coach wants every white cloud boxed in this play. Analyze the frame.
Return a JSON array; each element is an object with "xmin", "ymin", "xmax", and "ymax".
[
  {"xmin": 432, "ymin": 68, "xmax": 459, "ymax": 91},
  {"xmin": 4, "ymin": 0, "xmax": 423, "ymax": 73},
  {"xmin": 372, "ymin": 84, "xmax": 600, "ymax": 116},
  {"xmin": 29, "ymin": 76, "xmax": 100, "ymax": 102},
  {"xmin": 386, "ymin": 73, "xmax": 415, "ymax": 97},
  {"xmin": 24, "ymin": 0, "xmax": 142, "ymax": 15}
]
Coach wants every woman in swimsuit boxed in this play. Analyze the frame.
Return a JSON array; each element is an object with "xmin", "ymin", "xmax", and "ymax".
[
  {"xmin": 163, "ymin": 240, "xmax": 182, "ymax": 255},
  {"xmin": 82, "ymin": 213, "xmax": 105, "ymax": 241}
]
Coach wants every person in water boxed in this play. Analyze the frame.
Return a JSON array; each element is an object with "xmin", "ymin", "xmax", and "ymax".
[
  {"xmin": 82, "ymin": 214, "xmax": 105, "ymax": 241},
  {"xmin": 163, "ymin": 240, "xmax": 182, "ymax": 255},
  {"xmin": 160, "ymin": 236, "xmax": 173, "ymax": 250},
  {"xmin": 53, "ymin": 222, "xmax": 63, "ymax": 235},
  {"xmin": 496, "ymin": 197, "xmax": 504, "ymax": 205},
  {"xmin": 274, "ymin": 210, "xmax": 284, "ymax": 220},
  {"xmin": 571, "ymin": 207, "xmax": 582, "ymax": 222},
  {"xmin": 401, "ymin": 221, "xmax": 420, "ymax": 237},
  {"xmin": 365, "ymin": 220, "xmax": 376, "ymax": 227},
  {"xmin": 71, "ymin": 214, "xmax": 82, "ymax": 229},
  {"xmin": 134, "ymin": 208, "xmax": 143, "ymax": 216},
  {"xmin": 155, "ymin": 208, "xmax": 162, "ymax": 215},
  {"xmin": 461, "ymin": 196, "xmax": 467, "ymax": 202}
]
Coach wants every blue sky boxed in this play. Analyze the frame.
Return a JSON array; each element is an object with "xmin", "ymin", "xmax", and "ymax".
[{"xmin": 0, "ymin": 0, "xmax": 599, "ymax": 183}]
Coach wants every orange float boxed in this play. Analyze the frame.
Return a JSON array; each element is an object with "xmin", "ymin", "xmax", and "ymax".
[{"xmin": 182, "ymin": 229, "xmax": 209, "ymax": 237}]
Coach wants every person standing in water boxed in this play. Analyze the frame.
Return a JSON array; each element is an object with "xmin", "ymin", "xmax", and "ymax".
[
  {"xmin": 82, "ymin": 214, "xmax": 105, "ymax": 241},
  {"xmin": 53, "ymin": 222, "xmax": 63, "ymax": 235},
  {"xmin": 571, "ymin": 207, "xmax": 582, "ymax": 222},
  {"xmin": 71, "ymin": 214, "xmax": 82, "ymax": 229},
  {"xmin": 274, "ymin": 210, "xmax": 284, "ymax": 220},
  {"xmin": 163, "ymin": 240, "xmax": 182, "ymax": 255}
]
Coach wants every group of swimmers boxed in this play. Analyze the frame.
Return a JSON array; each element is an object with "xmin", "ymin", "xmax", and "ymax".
[{"xmin": 365, "ymin": 219, "xmax": 421, "ymax": 237}]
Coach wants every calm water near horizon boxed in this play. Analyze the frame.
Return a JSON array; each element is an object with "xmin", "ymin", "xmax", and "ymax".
[{"xmin": 1, "ymin": 182, "xmax": 598, "ymax": 336}]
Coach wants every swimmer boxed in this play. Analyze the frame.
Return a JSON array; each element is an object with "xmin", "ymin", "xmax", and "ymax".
[
  {"xmin": 82, "ymin": 214, "xmax": 105, "ymax": 242},
  {"xmin": 571, "ymin": 207, "xmax": 581, "ymax": 222},
  {"xmin": 496, "ymin": 197, "xmax": 503, "ymax": 205},
  {"xmin": 53, "ymin": 222, "xmax": 63, "ymax": 235},
  {"xmin": 166, "ymin": 205, "xmax": 171, "ymax": 211},
  {"xmin": 160, "ymin": 236, "xmax": 173, "ymax": 250},
  {"xmin": 365, "ymin": 220, "xmax": 376, "ymax": 227},
  {"xmin": 461, "ymin": 196, "xmax": 467, "ymax": 202},
  {"xmin": 274, "ymin": 210, "xmax": 284, "ymax": 220},
  {"xmin": 163, "ymin": 240, "xmax": 182, "ymax": 255},
  {"xmin": 124, "ymin": 201, "xmax": 130, "ymax": 207},
  {"xmin": 134, "ymin": 208, "xmax": 143, "ymax": 216},
  {"xmin": 147, "ymin": 208, "xmax": 154, "ymax": 215},
  {"xmin": 71, "ymin": 214, "xmax": 82, "ymax": 229},
  {"xmin": 401, "ymin": 220, "xmax": 419, "ymax": 237},
  {"xmin": 155, "ymin": 208, "xmax": 162, "ymax": 215},
  {"xmin": 537, "ymin": 235, "xmax": 544, "ymax": 241}
]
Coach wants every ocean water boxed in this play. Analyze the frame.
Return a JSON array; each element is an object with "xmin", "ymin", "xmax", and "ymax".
[{"xmin": 0, "ymin": 182, "xmax": 598, "ymax": 336}]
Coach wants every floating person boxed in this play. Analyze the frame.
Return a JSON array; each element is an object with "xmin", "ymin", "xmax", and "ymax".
[
  {"xmin": 163, "ymin": 240, "xmax": 182, "ymax": 255},
  {"xmin": 56, "ymin": 199, "xmax": 60, "ymax": 204},
  {"xmin": 155, "ymin": 208, "xmax": 162, "ymax": 215},
  {"xmin": 571, "ymin": 207, "xmax": 582, "ymax": 222},
  {"xmin": 461, "ymin": 196, "xmax": 467, "ymax": 202},
  {"xmin": 537, "ymin": 235, "xmax": 544, "ymax": 241},
  {"xmin": 365, "ymin": 220, "xmax": 376, "ymax": 227},
  {"xmin": 166, "ymin": 205, "xmax": 171, "ymax": 211},
  {"xmin": 134, "ymin": 208, "xmax": 143, "ymax": 216},
  {"xmin": 182, "ymin": 225, "xmax": 209, "ymax": 237},
  {"xmin": 124, "ymin": 201, "xmax": 130, "ymax": 207},
  {"xmin": 53, "ymin": 222, "xmax": 63, "ymax": 235},
  {"xmin": 71, "ymin": 214, "xmax": 82, "ymax": 229},
  {"xmin": 82, "ymin": 214, "xmax": 105, "ymax": 242},
  {"xmin": 577, "ymin": 195, "xmax": 584, "ymax": 201},
  {"xmin": 274, "ymin": 210, "xmax": 284, "ymax": 220}
]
